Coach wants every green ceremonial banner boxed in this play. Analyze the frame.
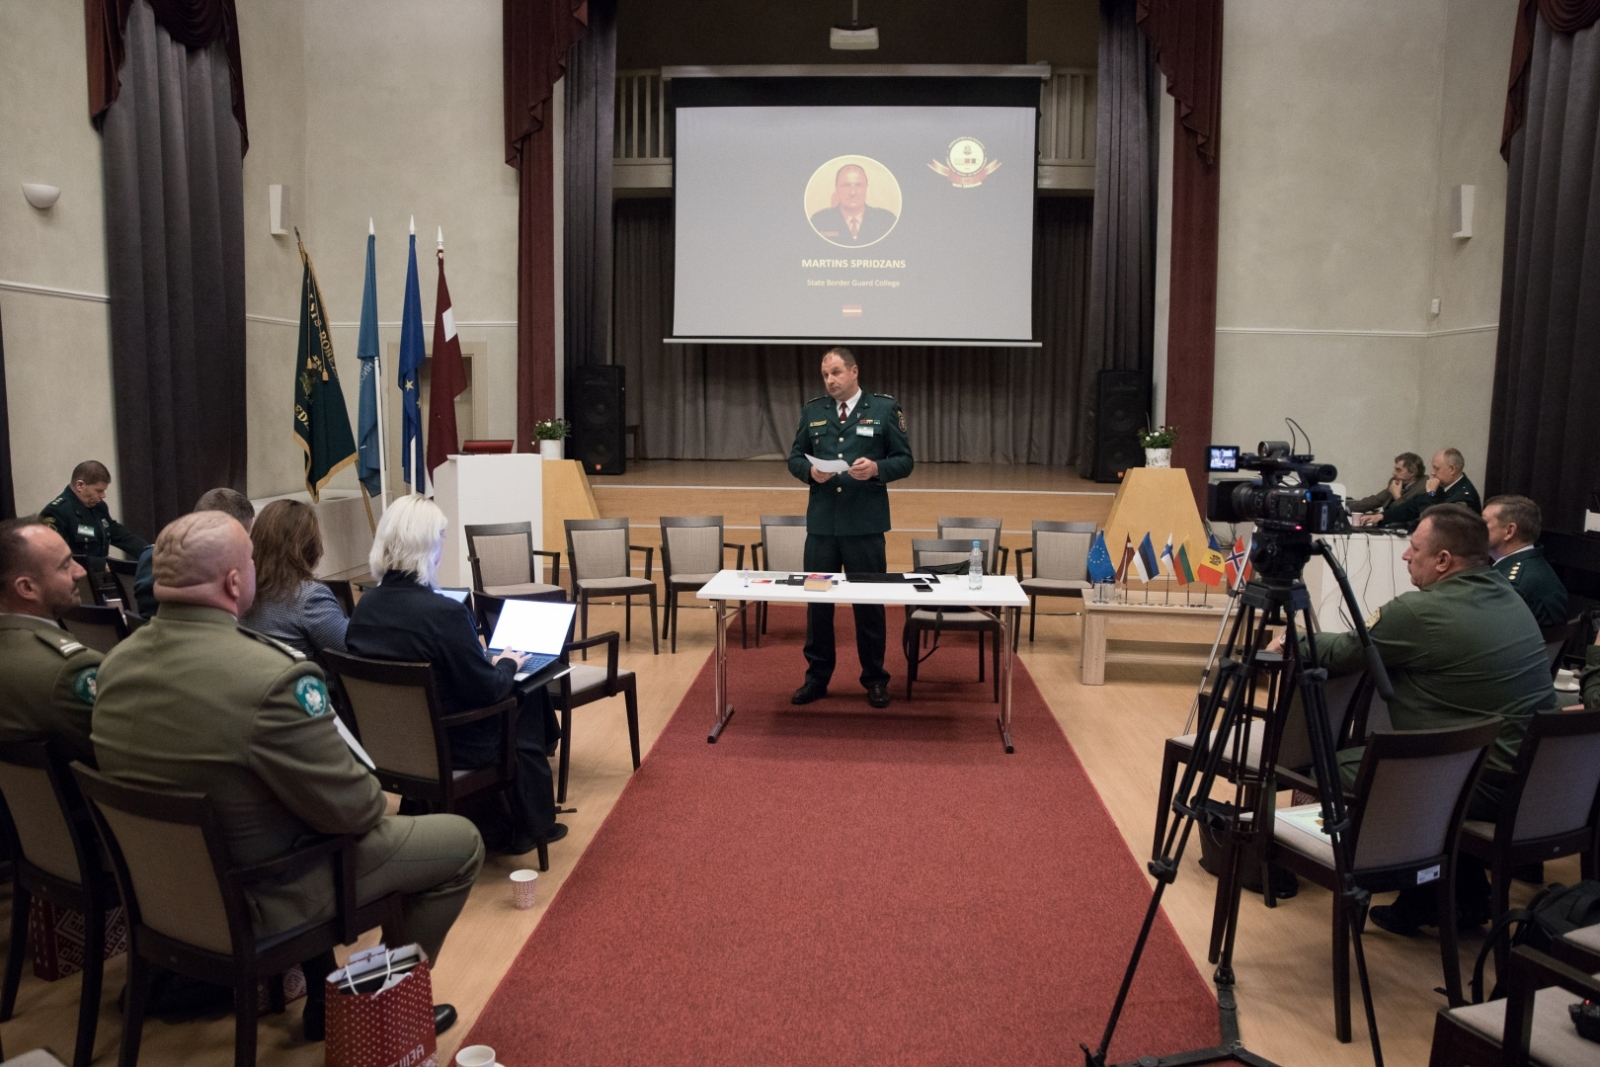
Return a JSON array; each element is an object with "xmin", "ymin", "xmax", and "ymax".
[{"xmin": 293, "ymin": 239, "xmax": 357, "ymax": 501}]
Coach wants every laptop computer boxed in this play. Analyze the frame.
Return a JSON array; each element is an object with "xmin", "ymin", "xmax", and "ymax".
[
  {"xmin": 487, "ymin": 599, "xmax": 577, "ymax": 680},
  {"xmin": 435, "ymin": 587, "xmax": 472, "ymax": 603}
]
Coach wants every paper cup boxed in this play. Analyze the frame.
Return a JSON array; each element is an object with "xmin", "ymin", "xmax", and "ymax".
[
  {"xmin": 456, "ymin": 1046, "xmax": 497, "ymax": 1067},
  {"xmin": 510, "ymin": 868, "xmax": 539, "ymax": 909}
]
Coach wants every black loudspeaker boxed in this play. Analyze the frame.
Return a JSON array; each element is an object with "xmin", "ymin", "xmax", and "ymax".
[
  {"xmin": 570, "ymin": 365, "xmax": 626, "ymax": 475},
  {"xmin": 1091, "ymin": 369, "xmax": 1150, "ymax": 483}
]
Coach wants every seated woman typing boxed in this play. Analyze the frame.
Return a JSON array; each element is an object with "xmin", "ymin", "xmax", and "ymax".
[
  {"xmin": 241, "ymin": 499, "xmax": 348, "ymax": 664},
  {"xmin": 345, "ymin": 494, "xmax": 565, "ymax": 854}
]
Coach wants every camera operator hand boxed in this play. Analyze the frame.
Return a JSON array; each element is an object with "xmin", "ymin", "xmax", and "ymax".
[{"xmin": 1265, "ymin": 634, "xmax": 1287, "ymax": 655}]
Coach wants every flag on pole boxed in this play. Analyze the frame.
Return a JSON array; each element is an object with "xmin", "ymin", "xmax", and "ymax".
[
  {"xmin": 1175, "ymin": 541, "xmax": 1197, "ymax": 584},
  {"xmin": 1197, "ymin": 544, "xmax": 1226, "ymax": 587},
  {"xmin": 426, "ymin": 229, "xmax": 466, "ymax": 478},
  {"xmin": 1134, "ymin": 533, "xmax": 1160, "ymax": 583},
  {"xmin": 1087, "ymin": 531, "xmax": 1116, "ymax": 583},
  {"xmin": 398, "ymin": 226, "xmax": 426, "ymax": 495},
  {"xmin": 1208, "ymin": 532, "xmax": 1223, "ymax": 551},
  {"xmin": 1226, "ymin": 535, "xmax": 1253, "ymax": 587},
  {"xmin": 1114, "ymin": 535, "xmax": 1136, "ymax": 582},
  {"xmin": 355, "ymin": 228, "xmax": 383, "ymax": 498},
  {"xmin": 291, "ymin": 233, "xmax": 357, "ymax": 502},
  {"xmin": 1159, "ymin": 534, "xmax": 1176, "ymax": 576}
]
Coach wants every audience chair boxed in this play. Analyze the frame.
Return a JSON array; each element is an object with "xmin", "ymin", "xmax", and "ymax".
[
  {"xmin": 321, "ymin": 650, "xmax": 551, "ymax": 871},
  {"xmin": 1428, "ymin": 944, "xmax": 1600, "ymax": 1067},
  {"xmin": 904, "ymin": 539, "xmax": 1003, "ymax": 702},
  {"xmin": 1457, "ymin": 708, "xmax": 1600, "ymax": 988},
  {"xmin": 1013, "ymin": 521, "xmax": 1096, "ymax": 649},
  {"xmin": 59, "ymin": 603, "xmax": 131, "ymax": 654},
  {"xmin": 0, "ymin": 741, "xmax": 119, "ymax": 1067},
  {"xmin": 464, "ymin": 522, "xmax": 565, "ymax": 602},
  {"xmin": 316, "ymin": 578, "xmax": 356, "ymax": 618},
  {"xmin": 1541, "ymin": 618, "xmax": 1580, "ymax": 677},
  {"xmin": 548, "ymin": 629, "xmax": 640, "ymax": 804},
  {"xmin": 750, "ymin": 515, "xmax": 807, "ymax": 646},
  {"xmin": 1271, "ymin": 720, "xmax": 1504, "ymax": 1042},
  {"xmin": 660, "ymin": 516, "xmax": 745, "ymax": 653},
  {"xmin": 71, "ymin": 763, "xmax": 401, "ymax": 1067},
  {"xmin": 106, "ymin": 558, "xmax": 140, "ymax": 613},
  {"xmin": 350, "ymin": 577, "xmax": 378, "ymax": 605},
  {"xmin": 71, "ymin": 562, "xmax": 102, "ymax": 607},
  {"xmin": 935, "ymin": 517, "xmax": 1009, "ymax": 577},
  {"xmin": 565, "ymin": 518, "xmax": 658, "ymax": 656}
]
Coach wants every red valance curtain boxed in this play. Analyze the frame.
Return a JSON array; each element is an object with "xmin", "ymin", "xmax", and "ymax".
[
  {"xmin": 1137, "ymin": 0, "xmax": 1223, "ymax": 507},
  {"xmin": 85, "ymin": 0, "xmax": 248, "ymax": 152},
  {"xmin": 1503, "ymin": 0, "xmax": 1600, "ymax": 157},
  {"xmin": 504, "ymin": 0, "xmax": 588, "ymax": 450}
]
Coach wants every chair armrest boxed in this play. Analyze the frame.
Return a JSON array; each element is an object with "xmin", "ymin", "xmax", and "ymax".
[
  {"xmin": 750, "ymin": 540, "xmax": 764, "ymax": 571},
  {"xmin": 723, "ymin": 542, "xmax": 746, "ymax": 570},
  {"xmin": 630, "ymin": 544, "xmax": 654, "ymax": 581},
  {"xmin": 533, "ymin": 549, "xmax": 561, "ymax": 588},
  {"xmin": 229, "ymin": 833, "xmax": 350, "ymax": 886},
  {"xmin": 436, "ymin": 695, "xmax": 520, "ymax": 728},
  {"xmin": 996, "ymin": 545, "xmax": 1010, "ymax": 576},
  {"xmin": 1013, "ymin": 546, "xmax": 1032, "ymax": 580},
  {"xmin": 564, "ymin": 631, "xmax": 620, "ymax": 689}
]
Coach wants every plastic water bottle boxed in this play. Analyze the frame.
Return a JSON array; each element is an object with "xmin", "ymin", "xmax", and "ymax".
[{"xmin": 968, "ymin": 540, "xmax": 984, "ymax": 589}]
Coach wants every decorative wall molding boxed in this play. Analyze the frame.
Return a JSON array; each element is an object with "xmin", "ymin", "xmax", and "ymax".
[
  {"xmin": 1214, "ymin": 323, "xmax": 1497, "ymax": 339},
  {"xmin": 0, "ymin": 279, "xmax": 110, "ymax": 304}
]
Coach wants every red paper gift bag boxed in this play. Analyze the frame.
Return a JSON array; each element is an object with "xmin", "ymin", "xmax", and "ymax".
[
  {"xmin": 325, "ymin": 946, "xmax": 437, "ymax": 1067},
  {"xmin": 28, "ymin": 898, "xmax": 128, "ymax": 981}
]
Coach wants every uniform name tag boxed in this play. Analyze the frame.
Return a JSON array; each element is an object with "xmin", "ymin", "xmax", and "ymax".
[
  {"xmin": 77, "ymin": 524, "xmax": 96, "ymax": 540},
  {"xmin": 810, "ymin": 420, "xmax": 828, "ymax": 427},
  {"xmin": 856, "ymin": 426, "xmax": 875, "ymax": 437}
]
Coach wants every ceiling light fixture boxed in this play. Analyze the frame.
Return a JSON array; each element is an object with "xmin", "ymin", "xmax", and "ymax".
[{"xmin": 830, "ymin": 0, "xmax": 879, "ymax": 50}]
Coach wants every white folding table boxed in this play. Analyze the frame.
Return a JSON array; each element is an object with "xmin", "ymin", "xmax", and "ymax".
[{"xmin": 696, "ymin": 571, "xmax": 1031, "ymax": 752}]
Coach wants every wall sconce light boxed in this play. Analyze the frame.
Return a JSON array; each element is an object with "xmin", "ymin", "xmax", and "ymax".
[{"xmin": 22, "ymin": 183, "xmax": 61, "ymax": 210}]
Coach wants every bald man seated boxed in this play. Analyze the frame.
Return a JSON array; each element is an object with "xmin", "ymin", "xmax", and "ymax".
[{"xmin": 92, "ymin": 511, "xmax": 482, "ymax": 1039}]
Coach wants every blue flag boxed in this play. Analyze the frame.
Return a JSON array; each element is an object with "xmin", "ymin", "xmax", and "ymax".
[
  {"xmin": 399, "ymin": 232, "xmax": 426, "ymax": 495},
  {"xmin": 1207, "ymin": 531, "xmax": 1222, "ymax": 552},
  {"xmin": 356, "ymin": 232, "xmax": 382, "ymax": 498},
  {"xmin": 1135, "ymin": 532, "xmax": 1161, "ymax": 582},
  {"xmin": 1086, "ymin": 531, "xmax": 1116, "ymax": 583}
]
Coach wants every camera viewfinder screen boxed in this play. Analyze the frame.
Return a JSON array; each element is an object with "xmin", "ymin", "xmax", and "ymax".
[{"xmin": 1208, "ymin": 446, "xmax": 1240, "ymax": 472}]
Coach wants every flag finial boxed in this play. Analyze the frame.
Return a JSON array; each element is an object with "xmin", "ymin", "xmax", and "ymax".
[
  {"xmin": 409, "ymin": 215, "xmax": 415, "ymax": 235},
  {"xmin": 368, "ymin": 218, "xmax": 374, "ymax": 236},
  {"xmin": 437, "ymin": 226, "xmax": 444, "ymax": 251}
]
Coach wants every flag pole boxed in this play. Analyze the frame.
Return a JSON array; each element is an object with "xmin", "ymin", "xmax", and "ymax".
[{"xmin": 371, "ymin": 220, "xmax": 390, "ymax": 519}]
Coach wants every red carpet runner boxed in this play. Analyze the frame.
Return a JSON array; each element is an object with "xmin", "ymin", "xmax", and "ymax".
[{"xmin": 464, "ymin": 617, "xmax": 1218, "ymax": 1064}]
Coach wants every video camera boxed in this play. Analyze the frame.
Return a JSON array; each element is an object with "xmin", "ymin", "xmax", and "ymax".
[{"xmin": 1206, "ymin": 441, "xmax": 1341, "ymax": 534}]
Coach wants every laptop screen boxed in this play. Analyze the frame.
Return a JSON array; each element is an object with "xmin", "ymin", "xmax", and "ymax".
[
  {"xmin": 487, "ymin": 599, "xmax": 576, "ymax": 656},
  {"xmin": 435, "ymin": 587, "xmax": 471, "ymax": 603}
]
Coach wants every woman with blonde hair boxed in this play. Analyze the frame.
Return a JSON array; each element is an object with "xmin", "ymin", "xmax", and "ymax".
[
  {"xmin": 241, "ymin": 499, "xmax": 347, "ymax": 662},
  {"xmin": 345, "ymin": 494, "xmax": 565, "ymax": 854}
]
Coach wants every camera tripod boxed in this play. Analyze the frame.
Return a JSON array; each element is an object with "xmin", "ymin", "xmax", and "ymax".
[{"xmin": 1084, "ymin": 534, "xmax": 1393, "ymax": 1067}]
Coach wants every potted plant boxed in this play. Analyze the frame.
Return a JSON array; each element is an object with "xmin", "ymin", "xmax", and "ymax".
[
  {"xmin": 1137, "ymin": 425, "xmax": 1177, "ymax": 468},
  {"xmin": 533, "ymin": 418, "xmax": 571, "ymax": 460}
]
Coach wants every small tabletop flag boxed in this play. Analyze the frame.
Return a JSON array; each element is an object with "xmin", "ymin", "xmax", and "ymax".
[
  {"xmin": 1197, "ymin": 544, "xmax": 1226, "ymax": 588},
  {"xmin": 1115, "ymin": 535, "xmax": 1136, "ymax": 583},
  {"xmin": 1087, "ymin": 531, "xmax": 1116, "ymax": 583},
  {"xmin": 1134, "ymin": 533, "xmax": 1160, "ymax": 583},
  {"xmin": 1226, "ymin": 535, "xmax": 1253, "ymax": 587},
  {"xmin": 1175, "ymin": 541, "xmax": 1197, "ymax": 584},
  {"xmin": 1159, "ymin": 534, "xmax": 1176, "ymax": 577}
]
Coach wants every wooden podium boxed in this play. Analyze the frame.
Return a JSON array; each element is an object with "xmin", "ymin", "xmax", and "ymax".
[
  {"xmin": 432, "ymin": 454, "xmax": 544, "ymax": 587},
  {"xmin": 1100, "ymin": 467, "xmax": 1208, "ymax": 559}
]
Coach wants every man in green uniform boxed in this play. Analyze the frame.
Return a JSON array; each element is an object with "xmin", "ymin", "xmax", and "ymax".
[
  {"xmin": 1348, "ymin": 452, "xmax": 1426, "ymax": 526},
  {"xmin": 93, "ymin": 511, "xmax": 482, "ymax": 1037},
  {"xmin": 0, "ymin": 518, "xmax": 100, "ymax": 763},
  {"xmin": 1381, "ymin": 448, "xmax": 1482, "ymax": 529},
  {"xmin": 1280, "ymin": 504, "xmax": 1556, "ymax": 934},
  {"xmin": 1483, "ymin": 494, "xmax": 1568, "ymax": 629},
  {"xmin": 786, "ymin": 348, "xmax": 914, "ymax": 708},
  {"xmin": 38, "ymin": 461, "xmax": 149, "ymax": 596}
]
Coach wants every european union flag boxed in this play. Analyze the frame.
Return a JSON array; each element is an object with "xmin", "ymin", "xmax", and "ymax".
[
  {"xmin": 355, "ymin": 229, "xmax": 382, "ymax": 498},
  {"xmin": 399, "ymin": 231, "xmax": 426, "ymax": 495},
  {"xmin": 1087, "ymin": 531, "xmax": 1116, "ymax": 583}
]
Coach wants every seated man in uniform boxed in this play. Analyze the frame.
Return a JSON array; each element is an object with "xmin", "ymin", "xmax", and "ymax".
[
  {"xmin": 38, "ymin": 461, "xmax": 149, "ymax": 585},
  {"xmin": 93, "ymin": 511, "xmax": 482, "ymax": 1038},
  {"xmin": 1381, "ymin": 448, "xmax": 1482, "ymax": 529},
  {"xmin": 131, "ymin": 487, "xmax": 255, "ymax": 618},
  {"xmin": 1272, "ymin": 504, "xmax": 1557, "ymax": 934},
  {"xmin": 1348, "ymin": 452, "xmax": 1426, "ymax": 526},
  {"xmin": 0, "ymin": 518, "xmax": 100, "ymax": 762},
  {"xmin": 1482, "ymin": 494, "xmax": 1568, "ymax": 629}
]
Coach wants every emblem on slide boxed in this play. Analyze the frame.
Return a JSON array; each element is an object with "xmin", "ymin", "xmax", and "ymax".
[{"xmin": 929, "ymin": 137, "xmax": 1001, "ymax": 187}]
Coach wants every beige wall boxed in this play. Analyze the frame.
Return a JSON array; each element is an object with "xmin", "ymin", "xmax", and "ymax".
[
  {"xmin": 0, "ymin": 0, "xmax": 119, "ymax": 517},
  {"xmin": 1211, "ymin": 0, "xmax": 1515, "ymax": 494}
]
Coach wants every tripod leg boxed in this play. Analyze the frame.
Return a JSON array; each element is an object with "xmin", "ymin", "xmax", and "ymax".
[{"xmin": 1333, "ymin": 886, "xmax": 1352, "ymax": 1042}]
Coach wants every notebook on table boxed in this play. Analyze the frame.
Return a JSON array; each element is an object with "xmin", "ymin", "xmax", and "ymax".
[{"xmin": 487, "ymin": 599, "xmax": 577, "ymax": 680}]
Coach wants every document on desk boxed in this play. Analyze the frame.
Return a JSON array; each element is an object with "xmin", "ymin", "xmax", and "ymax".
[{"xmin": 805, "ymin": 454, "xmax": 850, "ymax": 474}]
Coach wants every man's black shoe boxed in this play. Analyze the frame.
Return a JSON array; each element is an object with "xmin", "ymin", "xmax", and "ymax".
[
  {"xmin": 866, "ymin": 684, "xmax": 891, "ymax": 708},
  {"xmin": 1368, "ymin": 904, "xmax": 1423, "ymax": 937},
  {"xmin": 434, "ymin": 1003, "xmax": 458, "ymax": 1035},
  {"xmin": 791, "ymin": 681, "xmax": 828, "ymax": 705},
  {"xmin": 505, "ymin": 822, "xmax": 568, "ymax": 855}
]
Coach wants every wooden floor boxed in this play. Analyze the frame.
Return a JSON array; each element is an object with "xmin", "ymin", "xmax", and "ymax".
[{"xmin": 1, "ymin": 597, "xmax": 1569, "ymax": 1065}]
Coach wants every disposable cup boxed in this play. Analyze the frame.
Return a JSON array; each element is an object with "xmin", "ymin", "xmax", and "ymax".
[
  {"xmin": 456, "ymin": 1046, "xmax": 496, "ymax": 1067},
  {"xmin": 510, "ymin": 868, "xmax": 539, "ymax": 909}
]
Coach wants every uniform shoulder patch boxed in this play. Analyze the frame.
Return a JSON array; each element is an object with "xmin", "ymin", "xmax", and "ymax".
[
  {"xmin": 898, "ymin": 407, "xmax": 907, "ymax": 432},
  {"xmin": 33, "ymin": 631, "xmax": 85, "ymax": 657},
  {"xmin": 1365, "ymin": 606, "xmax": 1382, "ymax": 631},
  {"xmin": 71, "ymin": 667, "xmax": 99, "ymax": 705},
  {"xmin": 293, "ymin": 675, "xmax": 330, "ymax": 717},
  {"xmin": 238, "ymin": 626, "xmax": 307, "ymax": 661}
]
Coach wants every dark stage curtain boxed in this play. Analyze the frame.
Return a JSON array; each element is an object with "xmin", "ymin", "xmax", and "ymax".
[
  {"xmin": 85, "ymin": 0, "xmax": 247, "ymax": 152},
  {"xmin": 1487, "ymin": 14, "xmax": 1600, "ymax": 532},
  {"xmin": 1079, "ymin": 0, "xmax": 1159, "ymax": 478},
  {"xmin": 613, "ymin": 197, "xmax": 1093, "ymax": 464},
  {"xmin": 1138, "ymin": 0, "xmax": 1223, "ymax": 506},
  {"xmin": 504, "ymin": 0, "xmax": 587, "ymax": 447},
  {"xmin": 1502, "ymin": 0, "xmax": 1600, "ymax": 157},
  {"xmin": 563, "ymin": 0, "xmax": 616, "ymax": 377},
  {"xmin": 0, "ymin": 303, "xmax": 13, "ymax": 520},
  {"xmin": 99, "ymin": 0, "xmax": 246, "ymax": 539}
]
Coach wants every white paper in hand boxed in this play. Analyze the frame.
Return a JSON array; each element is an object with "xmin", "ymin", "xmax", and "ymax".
[{"xmin": 806, "ymin": 454, "xmax": 850, "ymax": 474}]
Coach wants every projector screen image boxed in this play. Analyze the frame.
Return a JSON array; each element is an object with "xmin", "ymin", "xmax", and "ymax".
[{"xmin": 673, "ymin": 105, "xmax": 1037, "ymax": 342}]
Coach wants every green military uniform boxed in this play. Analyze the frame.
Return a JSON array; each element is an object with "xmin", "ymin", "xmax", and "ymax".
[
  {"xmin": 1381, "ymin": 474, "xmax": 1483, "ymax": 530},
  {"xmin": 1303, "ymin": 566, "xmax": 1557, "ymax": 809},
  {"xmin": 1347, "ymin": 479, "xmax": 1425, "ymax": 523},
  {"xmin": 1493, "ymin": 545, "xmax": 1568, "ymax": 630},
  {"xmin": 38, "ymin": 485, "xmax": 149, "ymax": 563},
  {"xmin": 92, "ymin": 603, "xmax": 483, "ymax": 961},
  {"xmin": 786, "ymin": 391, "xmax": 915, "ymax": 688},
  {"xmin": 0, "ymin": 614, "xmax": 101, "ymax": 764}
]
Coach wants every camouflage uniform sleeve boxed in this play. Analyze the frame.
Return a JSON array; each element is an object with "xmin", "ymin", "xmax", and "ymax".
[
  {"xmin": 49, "ymin": 647, "xmax": 101, "ymax": 765},
  {"xmin": 247, "ymin": 662, "xmax": 385, "ymax": 836}
]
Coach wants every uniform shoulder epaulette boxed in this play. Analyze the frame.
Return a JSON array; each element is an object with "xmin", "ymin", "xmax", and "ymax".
[
  {"xmin": 874, "ymin": 392, "xmax": 896, "ymax": 401},
  {"xmin": 805, "ymin": 395, "xmax": 828, "ymax": 406},
  {"xmin": 33, "ymin": 630, "xmax": 86, "ymax": 657},
  {"xmin": 238, "ymin": 626, "xmax": 306, "ymax": 661}
]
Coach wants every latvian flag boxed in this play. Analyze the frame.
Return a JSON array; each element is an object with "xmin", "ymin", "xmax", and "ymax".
[{"xmin": 842, "ymin": 305, "xmax": 863, "ymax": 317}]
